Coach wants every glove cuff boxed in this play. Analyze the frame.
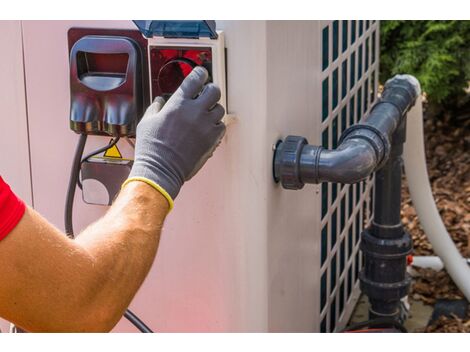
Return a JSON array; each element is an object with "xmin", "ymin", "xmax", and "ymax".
[{"xmin": 122, "ymin": 177, "xmax": 174, "ymax": 211}]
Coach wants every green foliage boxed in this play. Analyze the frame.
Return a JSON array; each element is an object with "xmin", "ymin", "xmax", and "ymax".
[{"xmin": 380, "ymin": 21, "xmax": 470, "ymax": 106}]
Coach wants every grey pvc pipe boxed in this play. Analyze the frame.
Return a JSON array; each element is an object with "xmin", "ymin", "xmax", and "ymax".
[
  {"xmin": 315, "ymin": 75, "xmax": 420, "ymax": 184},
  {"xmin": 313, "ymin": 139, "xmax": 378, "ymax": 184},
  {"xmin": 274, "ymin": 75, "xmax": 421, "ymax": 189}
]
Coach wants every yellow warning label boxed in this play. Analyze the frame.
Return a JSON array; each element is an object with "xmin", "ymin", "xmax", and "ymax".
[{"xmin": 104, "ymin": 142, "xmax": 122, "ymax": 159}]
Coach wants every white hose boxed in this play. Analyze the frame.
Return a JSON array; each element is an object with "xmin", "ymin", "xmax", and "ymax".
[
  {"xmin": 403, "ymin": 95, "xmax": 470, "ymax": 301},
  {"xmin": 412, "ymin": 256, "xmax": 470, "ymax": 271},
  {"xmin": 412, "ymin": 256, "xmax": 446, "ymax": 271}
]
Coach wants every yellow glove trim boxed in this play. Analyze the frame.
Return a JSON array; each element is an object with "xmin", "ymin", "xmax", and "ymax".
[{"xmin": 122, "ymin": 177, "xmax": 174, "ymax": 211}]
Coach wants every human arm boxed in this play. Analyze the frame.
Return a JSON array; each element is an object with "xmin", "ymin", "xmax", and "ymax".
[
  {"xmin": 0, "ymin": 66, "xmax": 225, "ymax": 332},
  {"xmin": 0, "ymin": 181, "xmax": 167, "ymax": 332}
]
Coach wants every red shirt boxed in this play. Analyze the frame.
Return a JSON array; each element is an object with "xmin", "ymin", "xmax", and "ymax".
[{"xmin": 0, "ymin": 176, "xmax": 26, "ymax": 241}]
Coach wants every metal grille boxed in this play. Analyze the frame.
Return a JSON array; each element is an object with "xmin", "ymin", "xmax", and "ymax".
[{"xmin": 318, "ymin": 20, "xmax": 379, "ymax": 332}]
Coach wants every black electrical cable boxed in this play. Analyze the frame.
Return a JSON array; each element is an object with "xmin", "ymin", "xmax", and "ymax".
[
  {"xmin": 77, "ymin": 137, "xmax": 121, "ymax": 190},
  {"xmin": 65, "ymin": 135, "xmax": 153, "ymax": 333},
  {"xmin": 124, "ymin": 309, "xmax": 153, "ymax": 333},
  {"xmin": 340, "ymin": 317, "xmax": 408, "ymax": 333},
  {"xmin": 65, "ymin": 134, "xmax": 87, "ymax": 237}
]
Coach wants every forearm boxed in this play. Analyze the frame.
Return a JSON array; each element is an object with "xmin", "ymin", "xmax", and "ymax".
[
  {"xmin": 0, "ymin": 181, "xmax": 168, "ymax": 332},
  {"xmin": 74, "ymin": 181, "xmax": 168, "ymax": 329}
]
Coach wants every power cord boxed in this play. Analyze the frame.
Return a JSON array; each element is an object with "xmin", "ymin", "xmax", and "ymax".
[
  {"xmin": 65, "ymin": 134, "xmax": 87, "ymax": 237},
  {"xmin": 65, "ymin": 134, "xmax": 153, "ymax": 333},
  {"xmin": 124, "ymin": 309, "xmax": 153, "ymax": 333}
]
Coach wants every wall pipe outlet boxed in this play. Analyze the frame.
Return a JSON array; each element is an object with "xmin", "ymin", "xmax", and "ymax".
[{"xmin": 273, "ymin": 75, "xmax": 421, "ymax": 189}]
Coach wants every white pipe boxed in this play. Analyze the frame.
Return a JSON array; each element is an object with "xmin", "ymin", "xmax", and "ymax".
[
  {"xmin": 403, "ymin": 95, "xmax": 470, "ymax": 301},
  {"xmin": 412, "ymin": 256, "xmax": 470, "ymax": 271}
]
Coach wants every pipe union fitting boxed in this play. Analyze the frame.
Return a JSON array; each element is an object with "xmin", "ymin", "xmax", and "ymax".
[{"xmin": 274, "ymin": 135, "xmax": 308, "ymax": 190}]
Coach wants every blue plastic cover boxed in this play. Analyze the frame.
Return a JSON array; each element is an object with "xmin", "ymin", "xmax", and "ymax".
[{"xmin": 133, "ymin": 20, "xmax": 218, "ymax": 39}]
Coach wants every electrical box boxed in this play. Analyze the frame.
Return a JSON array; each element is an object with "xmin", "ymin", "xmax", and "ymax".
[
  {"xmin": 67, "ymin": 22, "xmax": 228, "ymax": 206},
  {"xmin": 67, "ymin": 29, "xmax": 148, "ymax": 205},
  {"xmin": 68, "ymin": 21, "xmax": 227, "ymax": 137},
  {"xmin": 134, "ymin": 20, "xmax": 227, "ymax": 111},
  {"xmin": 68, "ymin": 28, "xmax": 149, "ymax": 137},
  {"xmin": 81, "ymin": 157, "xmax": 133, "ymax": 205}
]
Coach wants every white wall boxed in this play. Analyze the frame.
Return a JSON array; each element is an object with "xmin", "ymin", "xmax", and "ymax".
[
  {"xmin": 20, "ymin": 20, "xmax": 271, "ymax": 332},
  {"xmin": 266, "ymin": 21, "xmax": 322, "ymax": 332},
  {"xmin": 0, "ymin": 21, "xmax": 32, "ymax": 204},
  {"xmin": 0, "ymin": 20, "xmax": 32, "ymax": 333},
  {"xmin": 2, "ymin": 20, "xmax": 328, "ymax": 332}
]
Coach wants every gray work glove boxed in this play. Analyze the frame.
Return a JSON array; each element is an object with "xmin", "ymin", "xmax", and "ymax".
[{"xmin": 125, "ymin": 66, "xmax": 226, "ymax": 209}]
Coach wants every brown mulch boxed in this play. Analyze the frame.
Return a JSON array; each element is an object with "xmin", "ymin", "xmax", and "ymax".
[
  {"xmin": 411, "ymin": 267, "xmax": 465, "ymax": 305},
  {"xmin": 420, "ymin": 313, "xmax": 470, "ymax": 333},
  {"xmin": 400, "ymin": 107, "xmax": 470, "ymax": 332}
]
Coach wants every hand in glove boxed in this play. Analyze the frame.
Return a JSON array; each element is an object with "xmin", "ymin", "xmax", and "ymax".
[{"xmin": 123, "ymin": 66, "xmax": 226, "ymax": 210}]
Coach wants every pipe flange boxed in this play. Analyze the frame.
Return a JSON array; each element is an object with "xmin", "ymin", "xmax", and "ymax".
[
  {"xmin": 359, "ymin": 273, "xmax": 412, "ymax": 301},
  {"xmin": 274, "ymin": 135, "xmax": 308, "ymax": 190}
]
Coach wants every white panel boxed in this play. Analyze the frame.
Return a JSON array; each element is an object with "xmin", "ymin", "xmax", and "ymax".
[
  {"xmin": 17, "ymin": 20, "xmax": 379, "ymax": 333},
  {"xmin": 0, "ymin": 21, "xmax": 32, "ymax": 205},
  {"xmin": 21, "ymin": 20, "xmax": 270, "ymax": 332},
  {"xmin": 266, "ymin": 21, "xmax": 322, "ymax": 332}
]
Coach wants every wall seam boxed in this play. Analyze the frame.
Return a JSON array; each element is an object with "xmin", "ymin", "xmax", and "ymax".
[{"xmin": 19, "ymin": 21, "xmax": 35, "ymax": 208}]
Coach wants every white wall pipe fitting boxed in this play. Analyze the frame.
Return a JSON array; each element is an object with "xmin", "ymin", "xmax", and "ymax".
[{"xmin": 404, "ymin": 96, "xmax": 470, "ymax": 301}]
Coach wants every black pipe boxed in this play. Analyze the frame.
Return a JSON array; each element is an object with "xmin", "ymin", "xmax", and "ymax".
[
  {"xmin": 359, "ymin": 119, "xmax": 412, "ymax": 321},
  {"xmin": 273, "ymin": 75, "xmax": 420, "ymax": 189}
]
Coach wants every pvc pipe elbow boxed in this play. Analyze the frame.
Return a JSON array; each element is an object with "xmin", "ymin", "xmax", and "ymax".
[
  {"xmin": 309, "ymin": 140, "xmax": 377, "ymax": 184},
  {"xmin": 273, "ymin": 74, "xmax": 421, "ymax": 188}
]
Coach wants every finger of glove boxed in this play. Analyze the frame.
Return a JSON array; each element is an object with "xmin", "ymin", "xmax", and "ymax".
[
  {"xmin": 207, "ymin": 103, "xmax": 225, "ymax": 124},
  {"xmin": 197, "ymin": 83, "xmax": 222, "ymax": 111},
  {"xmin": 143, "ymin": 96, "xmax": 165, "ymax": 119},
  {"xmin": 178, "ymin": 66, "xmax": 209, "ymax": 99}
]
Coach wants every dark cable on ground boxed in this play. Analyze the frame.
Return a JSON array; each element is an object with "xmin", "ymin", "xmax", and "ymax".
[{"xmin": 65, "ymin": 135, "xmax": 153, "ymax": 333}]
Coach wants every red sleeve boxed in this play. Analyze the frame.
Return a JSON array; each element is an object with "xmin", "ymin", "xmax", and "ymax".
[{"xmin": 0, "ymin": 176, "xmax": 26, "ymax": 241}]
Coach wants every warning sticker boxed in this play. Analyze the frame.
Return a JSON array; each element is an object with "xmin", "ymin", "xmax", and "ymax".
[{"xmin": 104, "ymin": 142, "xmax": 123, "ymax": 159}]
